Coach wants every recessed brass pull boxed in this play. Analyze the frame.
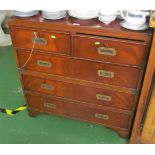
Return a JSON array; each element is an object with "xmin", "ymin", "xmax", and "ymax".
[
  {"xmin": 32, "ymin": 37, "xmax": 47, "ymax": 45},
  {"xmin": 37, "ymin": 60, "xmax": 52, "ymax": 68},
  {"xmin": 96, "ymin": 94, "xmax": 112, "ymax": 102},
  {"xmin": 44, "ymin": 102, "xmax": 56, "ymax": 109},
  {"xmin": 97, "ymin": 70, "xmax": 114, "ymax": 78},
  {"xmin": 41, "ymin": 83, "xmax": 55, "ymax": 91},
  {"xmin": 97, "ymin": 47, "xmax": 117, "ymax": 56},
  {"xmin": 94, "ymin": 113, "xmax": 109, "ymax": 120}
]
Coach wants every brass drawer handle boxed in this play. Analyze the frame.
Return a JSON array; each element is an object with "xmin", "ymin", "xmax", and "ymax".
[
  {"xmin": 41, "ymin": 83, "xmax": 55, "ymax": 91},
  {"xmin": 44, "ymin": 102, "xmax": 56, "ymax": 109},
  {"xmin": 94, "ymin": 113, "xmax": 109, "ymax": 120},
  {"xmin": 97, "ymin": 47, "xmax": 117, "ymax": 56},
  {"xmin": 37, "ymin": 60, "xmax": 52, "ymax": 68},
  {"xmin": 96, "ymin": 94, "xmax": 112, "ymax": 102},
  {"xmin": 32, "ymin": 36, "xmax": 47, "ymax": 45},
  {"xmin": 97, "ymin": 70, "xmax": 114, "ymax": 78}
]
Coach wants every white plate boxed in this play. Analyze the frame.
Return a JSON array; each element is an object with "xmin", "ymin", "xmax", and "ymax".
[
  {"xmin": 42, "ymin": 13, "xmax": 66, "ymax": 20},
  {"xmin": 68, "ymin": 10, "xmax": 99, "ymax": 20},
  {"xmin": 42, "ymin": 11, "xmax": 67, "ymax": 20},
  {"xmin": 14, "ymin": 10, "xmax": 39, "ymax": 17},
  {"xmin": 120, "ymin": 21, "xmax": 148, "ymax": 30},
  {"xmin": 42, "ymin": 10, "xmax": 66, "ymax": 13}
]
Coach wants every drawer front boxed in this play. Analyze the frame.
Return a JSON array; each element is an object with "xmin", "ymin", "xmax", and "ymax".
[
  {"xmin": 17, "ymin": 51, "xmax": 140, "ymax": 88},
  {"xmin": 10, "ymin": 28, "xmax": 70, "ymax": 55},
  {"xmin": 22, "ymin": 75, "xmax": 135, "ymax": 111},
  {"xmin": 26, "ymin": 93, "xmax": 131, "ymax": 129},
  {"xmin": 73, "ymin": 35, "xmax": 147, "ymax": 67}
]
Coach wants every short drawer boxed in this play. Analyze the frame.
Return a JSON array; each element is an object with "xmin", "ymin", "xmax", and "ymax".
[
  {"xmin": 25, "ymin": 92, "xmax": 131, "ymax": 129},
  {"xmin": 10, "ymin": 27, "xmax": 70, "ymax": 55},
  {"xmin": 73, "ymin": 35, "xmax": 148, "ymax": 67},
  {"xmin": 22, "ymin": 75, "xmax": 136, "ymax": 111},
  {"xmin": 17, "ymin": 51, "xmax": 141, "ymax": 88}
]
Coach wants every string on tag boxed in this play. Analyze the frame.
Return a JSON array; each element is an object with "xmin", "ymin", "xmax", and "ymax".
[{"xmin": 17, "ymin": 32, "xmax": 37, "ymax": 69}]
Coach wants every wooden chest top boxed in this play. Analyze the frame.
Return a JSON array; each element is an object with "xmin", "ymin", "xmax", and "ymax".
[{"xmin": 8, "ymin": 14, "xmax": 152, "ymax": 42}]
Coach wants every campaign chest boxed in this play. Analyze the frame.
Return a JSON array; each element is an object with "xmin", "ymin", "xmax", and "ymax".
[{"xmin": 8, "ymin": 15, "xmax": 152, "ymax": 138}]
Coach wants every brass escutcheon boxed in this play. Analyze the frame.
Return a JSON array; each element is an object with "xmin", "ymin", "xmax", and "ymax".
[
  {"xmin": 37, "ymin": 60, "xmax": 52, "ymax": 68},
  {"xmin": 97, "ymin": 47, "xmax": 117, "ymax": 56},
  {"xmin": 96, "ymin": 94, "xmax": 112, "ymax": 102},
  {"xmin": 94, "ymin": 113, "xmax": 109, "ymax": 120},
  {"xmin": 97, "ymin": 70, "xmax": 114, "ymax": 78},
  {"xmin": 43, "ymin": 102, "xmax": 56, "ymax": 109},
  {"xmin": 32, "ymin": 37, "xmax": 47, "ymax": 45},
  {"xmin": 41, "ymin": 83, "xmax": 55, "ymax": 91}
]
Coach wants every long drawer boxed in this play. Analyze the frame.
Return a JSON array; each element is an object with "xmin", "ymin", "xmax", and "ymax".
[
  {"xmin": 25, "ymin": 92, "xmax": 131, "ymax": 129},
  {"xmin": 17, "ymin": 50, "xmax": 141, "ymax": 88},
  {"xmin": 22, "ymin": 75, "xmax": 136, "ymax": 111},
  {"xmin": 73, "ymin": 35, "xmax": 148, "ymax": 67},
  {"xmin": 10, "ymin": 27, "xmax": 70, "ymax": 55}
]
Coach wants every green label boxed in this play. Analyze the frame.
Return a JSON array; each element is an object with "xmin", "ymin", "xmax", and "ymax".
[
  {"xmin": 95, "ymin": 42, "xmax": 101, "ymax": 45},
  {"xmin": 51, "ymin": 35, "xmax": 56, "ymax": 39}
]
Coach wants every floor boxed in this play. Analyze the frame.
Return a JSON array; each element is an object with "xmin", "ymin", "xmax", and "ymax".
[{"xmin": 0, "ymin": 40, "xmax": 128, "ymax": 143}]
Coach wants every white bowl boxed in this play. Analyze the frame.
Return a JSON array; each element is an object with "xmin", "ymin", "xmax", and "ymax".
[
  {"xmin": 99, "ymin": 14, "xmax": 117, "ymax": 24},
  {"xmin": 68, "ymin": 10, "xmax": 99, "ymax": 20},
  {"xmin": 14, "ymin": 10, "xmax": 39, "ymax": 17},
  {"xmin": 99, "ymin": 10, "xmax": 118, "ymax": 16}
]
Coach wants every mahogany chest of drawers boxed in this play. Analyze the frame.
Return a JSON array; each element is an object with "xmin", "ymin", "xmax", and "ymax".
[{"xmin": 8, "ymin": 15, "xmax": 152, "ymax": 138}]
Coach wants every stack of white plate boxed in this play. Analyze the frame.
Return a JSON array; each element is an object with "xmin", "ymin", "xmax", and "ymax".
[
  {"xmin": 68, "ymin": 10, "xmax": 99, "ymax": 20},
  {"xmin": 42, "ymin": 10, "xmax": 67, "ymax": 20},
  {"xmin": 13, "ymin": 10, "xmax": 39, "ymax": 17}
]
